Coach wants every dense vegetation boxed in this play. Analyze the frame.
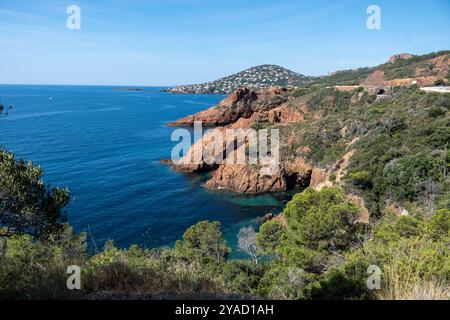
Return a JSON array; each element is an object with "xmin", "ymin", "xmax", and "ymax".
[
  {"xmin": 1, "ymin": 147, "xmax": 448, "ymax": 299},
  {"xmin": 278, "ymin": 85, "xmax": 450, "ymax": 217}
]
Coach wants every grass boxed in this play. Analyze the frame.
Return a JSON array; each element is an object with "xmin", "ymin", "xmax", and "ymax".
[{"xmin": 376, "ymin": 262, "xmax": 449, "ymax": 300}]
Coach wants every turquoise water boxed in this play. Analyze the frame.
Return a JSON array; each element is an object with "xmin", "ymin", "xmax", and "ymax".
[{"xmin": 0, "ymin": 85, "xmax": 285, "ymax": 254}]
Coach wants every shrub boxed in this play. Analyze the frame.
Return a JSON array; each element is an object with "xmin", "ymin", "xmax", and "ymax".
[
  {"xmin": 433, "ymin": 79, "xmax": 446, "ymax": 86},
  {"xmin": 84, "ymin": 242, "xmax": 226, "ymax": 295},
  {"xmin": 339, "ymin": 212, "xmax": 450, "ymax": 300},
  {"xmin": 328, "ymin": 172, "xmax": 336, "ymax": 181},
  {"xmin": 426, "ymin": 208, "xmax": 450, "ymax": 240},
  {"xmin": 374, "ymin": 237, "xmax": 449, "ymax": 300},
  {"xmin": 257, "ymin": 264, "xmax": 310, "ymax": 299},
  {"xmin": 348, "ymin": 171, "xmax": 372, "ymax": 189},
  {"xmin": 0, "ymin": 228, "xmax": 86, "ymax": 299},
  {"xmin": 428, "ymin": 106, "xmax": 445, "ymax": 118},
  {"xmin": 382, "ymin": 152, "xmax": 444, "ymax": 201},
  {"xmin": 373, "ymin": 214, "xmax": 422, "ymax": 243},
  {"xmin": 305, "ymin": 268, "xmax": 366, "ymax": 300},
  {"xmin": 376, "ymin": 262, "xmax": 449, "ymax": 300},
  {"xmin": 256, "ymin": 187, "xmax": 367, "ymax": 274},
  {"xmin": 222, "ymin": 259, "xmax": 266, "ymax": 295}
]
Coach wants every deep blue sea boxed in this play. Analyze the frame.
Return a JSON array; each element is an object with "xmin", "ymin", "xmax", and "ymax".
[{"xmin": 0, "ymin": 85, "xmax": 285, "ymax": 254}]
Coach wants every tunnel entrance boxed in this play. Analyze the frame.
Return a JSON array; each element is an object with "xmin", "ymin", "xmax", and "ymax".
[{"xmin": 286, "ymin": 170, "xmax": 312, "ymax": 190}]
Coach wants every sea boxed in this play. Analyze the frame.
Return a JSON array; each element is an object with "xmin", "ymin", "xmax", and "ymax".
[{"xmin": 0, "ymin": 85, "xmax": 287, "ymax": 255}]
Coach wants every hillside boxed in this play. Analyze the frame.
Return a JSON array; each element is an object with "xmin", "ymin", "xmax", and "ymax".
[
  {"xmin": 168, "ymin": 84, "xmax": 450, "ymax": 206},
  {"xmin": 164, "ymin": 64, "xmax": 314, "ymax": 94},
  {"xmin": 311, "ymin": 50, "xmax": 450, "ymax": 87}
]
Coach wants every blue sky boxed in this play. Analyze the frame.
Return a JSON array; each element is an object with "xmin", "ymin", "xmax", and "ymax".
[{"xmin": 0, "ymin": 0, "xmax": 449, "ymax": 86}]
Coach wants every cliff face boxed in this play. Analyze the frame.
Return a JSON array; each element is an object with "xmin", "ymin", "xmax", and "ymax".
[
  {"xmin": 168, "ymin": 87, "xmax": 300, "ymax": 126},
  {"xmin": 168, "ymin": 88, "xmax": 259, "ymax": 126},
  {"xmin": 388, "ymin": 53, "xmax": 413, "ymax": 63},
  {"xmin": 168, "ymin": 86, "xmax": 324, "ymax": 194},
  {"xmin": 205, "ymin": 163, "xmax": 288, "ymax": 194}
]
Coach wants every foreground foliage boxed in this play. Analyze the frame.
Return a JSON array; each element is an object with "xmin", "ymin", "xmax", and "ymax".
[{"xmin": 1, "ymin": 183, "xmax": 448, "ymax": 299}]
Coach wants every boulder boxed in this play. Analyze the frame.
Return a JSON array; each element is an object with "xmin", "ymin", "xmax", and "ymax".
[{"xmin": 388, "ymin": 53, "xmax": 413, "ymax": 63}]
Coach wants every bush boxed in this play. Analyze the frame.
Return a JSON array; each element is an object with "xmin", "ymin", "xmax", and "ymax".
[
  {"xmin": 426, "ymin": 208, "xmax": 450, "ymax": 240},
  {"xmin": 328, "ymin": 172, "xmax": 336, "ymax": 181},
  {"xmin": 222, "ymin": 260, "xmax": 266, "ymax": 295},
  {"xmin": 373, "ymin": 214, "xmax": 422, "ymax": 243},
  {"xmin": 338, "ymin": 212, "xmax": 450, "ymax": 300},
  {"xmin": 257, "ymin": 264, "xmax": 310, "ymax": 299},
  {"xmin": 428, "ymin": 106, "xmax": 445, "ymax": 118},
  {"xmin": 348, "ymin": 171, "xmax": 372, "ymax": 189},
  {"xmin": 0, "ymin": 227, "xmax": 86, "ymax": 299},
  {"xmin": 382, "ymin": 152, "xmax": 444, "ymax": 201},
  {"xmin": 375, "ymin": 237, "xmax": 449, "ymax": 299},
  {"xmin": 84, "ymin": 242, "xmax": 226, "ymax": 295},
  {"xmin": 305, "ymin": 268, "xmax": 366, "ymax": 300}
]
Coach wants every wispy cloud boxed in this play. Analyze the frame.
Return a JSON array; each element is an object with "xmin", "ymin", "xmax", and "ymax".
[{"xmin": 0, "ymin": 8, "xmax": 38, "ymax": 21}]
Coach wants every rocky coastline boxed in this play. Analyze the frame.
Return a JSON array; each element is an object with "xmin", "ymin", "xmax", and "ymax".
[{"xmin": 165, "ymin": 86, "xmax": 328, "ymax": 195}]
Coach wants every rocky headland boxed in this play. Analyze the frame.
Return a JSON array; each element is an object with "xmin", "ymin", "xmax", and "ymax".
[{"xmin": 166, "ymin": 86, "xmax": 332, "ymax": 195}]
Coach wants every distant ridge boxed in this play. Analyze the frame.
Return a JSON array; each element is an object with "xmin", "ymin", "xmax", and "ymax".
[
  {"xmin": 163, "ymin": 64, "xmax": 315, "ymax": 94},
  {"xmin": 311, "ymin": 50, "xmax": 450, "ymax": 87}
]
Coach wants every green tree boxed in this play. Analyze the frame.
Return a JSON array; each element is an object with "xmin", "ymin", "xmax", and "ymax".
[
  {"xmin": 257, "ymin": 187, "xmax": 364, "ymax": 274},
  {"xmin": 0, "ymin": 149, "xmax": 69, "ymax": 240},
  {"xmin": 174, "ymin": 220, "xmax": 231, "ymax": 264},
  {"xmin": 256, "ymin": 220, "xmax": 284, "ymax": 253},
  {"xmin": 282, "ymin": 187, "xmax": 361, "ymax": 252}
]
